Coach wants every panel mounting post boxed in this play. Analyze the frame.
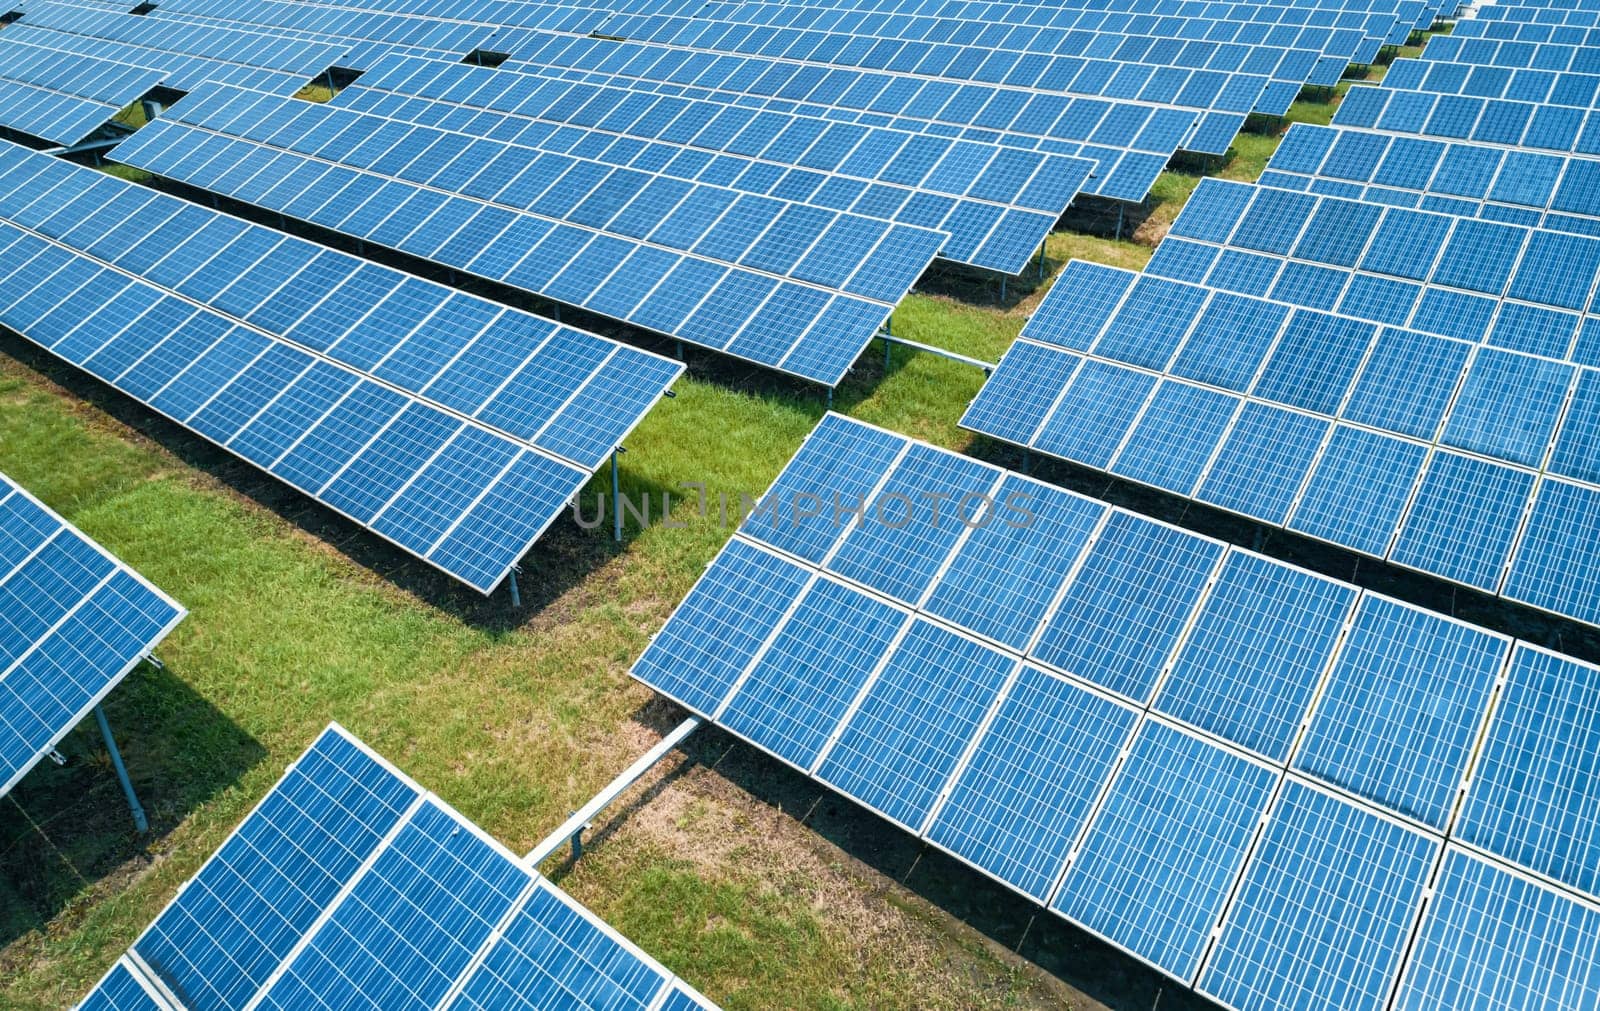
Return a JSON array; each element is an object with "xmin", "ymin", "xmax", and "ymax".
[
  {"xmin": 94, "ymin": 705, "xmax": 147, "ymax": 833},
  {"xmin": 507, "ymin": 566, "xmax": 522, "ymax": 608},
  {"xmin": 611, "ymin": 449, "xmax": 622, "ymax": 543},
  {"xmin": 1038, "ymin": 242, "xmax": 1046, "ymax": 281},
  {"xmin": 526, "ymin": 716, "xmax": 702, "ymax": 867},
  {"xmin": 1116, "ymin": 205, "xmax": 1125, "ymax": 241}
]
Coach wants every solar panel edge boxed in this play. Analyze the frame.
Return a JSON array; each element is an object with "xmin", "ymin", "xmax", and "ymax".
[{"xmin": 0, "ymin": 471, "xmax": 187, "ymax": 800}]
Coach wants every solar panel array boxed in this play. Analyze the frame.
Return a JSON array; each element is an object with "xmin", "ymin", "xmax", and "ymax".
[
  {"xmin": 329, "ymin": 54, "xmax": 1094, "ymax": 275},
  {"xmin": 0, "ymin": 37, "xmax": 164, "ymax": 147},
  {"xmin": 111, "ymin": 82, "xmax": 946, "ymax": 387},
  {"xmin": 0, "ymin": 139, "xmax": 682, "ymax": 593},
  {"xmin": 77, "ymin": 724, "xmax": 721, "ymax": 1011},
  {"xmin": 1258, "ymin": 121, "xmax": 1600, "ymax": 236},
  {"xmin": 10, "ymin": 1, "xmax": 353, "ymax": 95},
  {"xmin": 0, "ymin": 468, "xmax": 185, "ymax": 800},
  {"xmin": 633, "ymin": 411, "xmax": 1600, "ymax": 1011},
  {"xmin": 59, "ymin": 0, "xmax": 1445, "ymax": 205},
  {"xmin": 966, "ymin": 24, "xmax": 1600, "ymax": 631}
]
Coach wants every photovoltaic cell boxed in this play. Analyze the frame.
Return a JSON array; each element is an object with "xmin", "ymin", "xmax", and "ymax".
[
  {"xmin": 1054, "ymin": 720, "xmax": 1276, "ymax": 982},
  {"xmin": 1199, "ymin": 780, "xmax": 1437, "ymax": 1011},
  {"xmin": 1293, "ymin": 596, "xmax": 1507, "ymax": 829}
]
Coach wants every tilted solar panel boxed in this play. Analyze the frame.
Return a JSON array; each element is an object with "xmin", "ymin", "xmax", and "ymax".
[
  {"xmin": 331, "ymin": 53, "xmax": 1092, "ymax": 275},
  {"xmin": 0, "ymin": 469, "xmax": 185, "ymax": 800},
  {"xmin": 0, "ymin": 139, "xmax": 681, "ymax": 593},
  {"xmin": 964, "ymin": 185, "xmax": 1600, "ymax": 625},
  {"xmin": 75, "ymin": 724, "xmax": 720, "ymax": 1010},
  {"xmin": 630, "ymin": 411, "xmax": 1594, "ymax": 1011},
  {"xmin": 111, "ymin": 82, "xmax": 942, "ymax": 387},
  {"xmin": 0, "ymin": 38, "xmax": 165, "ymax": 146}
]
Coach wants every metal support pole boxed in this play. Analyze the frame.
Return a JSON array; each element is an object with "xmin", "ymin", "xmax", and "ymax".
[
  {"xmin": 999, "ymin": 276, "xmax": 1007, "ymax": 302},
  {"xmin": 526, "ymin": 716, "xmax": 702, "ymax": 866},
  {"xmin": 674, "ymin": 340, "xmax": 683, "ymax": 360},
  {"xmin": 507, "ymin": 568, "xmax": 521, "ymax": 608},
  {"xmin": 883, "ymin": 334, "xmax": 892, "ymax": 372},
  {"xmin": 1021, "ymin": 450, "xmax": 1031, "ymax": 475},
  {"xmin": 94, "ymin": 705, "xmax": 147, "ymax": 833},
  {"xmin": 611, "ymin": 450, "xmax": 622, "ymax": 543},
  {"xmin": 1037, "ymin": 243, "xmax": 1046, "ymax": 281},
  {"xmin": 826, "ymin": 387, "xmax": 833, "ymax": 410},
  {"xmin": 1116, "ymin": 205, "xmax": 1125, "ymax": 241}
]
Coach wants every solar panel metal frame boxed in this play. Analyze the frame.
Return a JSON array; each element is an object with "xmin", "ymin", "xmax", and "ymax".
[{"xmin": 0, "ymin": 470, "xmax": 186, "ymax": 800}]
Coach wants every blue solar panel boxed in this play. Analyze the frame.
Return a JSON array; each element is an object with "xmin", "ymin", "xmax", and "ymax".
[
  {"xmin": 719, "ymin": 576, "xmax": 906, "ymax": 771},
  {"xmin": 740, "ymin": 413, "xmax": 907, "ymax": 566},
  {"xmin": 1441, "ymin": 349, "xmax": 1573, "ymax": 466},
  {"xmin": 924, "ymin": 665, "xmax": 1134, "ymax": 901},
  {"xmin": 1293, "ymin": 596, "xmax": 1507, "ymax": 829},
  {"xmin": 923, "ymin": 476, "xmax": 1104, "ymax": 652},
  {"xmin": 1055, "ymin": 720, "xmax": 1276, "ymax": 982},
  {"xmin": 0, "ymin": 471, "xmax": 184, "ymax": 800},
  {"xmin": 1032, "ymin": 512, "xmax": 1222, "ymax": 703},
  {"xmin": 826, "ymin": 445, "xmax": 1001, "ymax": 607},
  {"xmin": 1394, "ymin": 848, "xmax": 1600, "ymax": 1011},
  {"xmin": 1457, "ymin": 644, "xmax": 1600, "ymax": 898},
  {"xmin": 85, "ymin": 725, "xmax": 715, "ymax": 1010},
  {"xmin": 1155, "ymin": 552, "xmax": 1354, "ymax": 762},
  {"xmin": 1288, "ymin": 426, "xmax": 1426, "ymax": 556},
  {"xmin": 1195, "ymin": 402, "xmax": 1329, "ymax": 525},
  {"xmin": 1022, "ymin": 260, "xmax": 1135, "ymax": 351},
  {"xmin": 1389, "ymin": 452, "xmax": 1536, "ymax": 592},
  {"xmin": 1198, "ymin": 779, "xmax": 1437, "ymax": 1011},
  {"xmin": 630, "ymin": 539, "xmax": 812, "ymax": 718},
  {"xmin": 0, "ymin": 141, "xmax": 679, "ymax": 595},
  {"xmin": 1504, "ymin": 478, "xmax": 1600, "ymax": 626},
  {"xmin": 1109, "ymin": 381, "xmax": 1240, "ymax": 495},
  {"xmin": 817, "ymin": 619, "xmax": 1016, "ymax": 831}
]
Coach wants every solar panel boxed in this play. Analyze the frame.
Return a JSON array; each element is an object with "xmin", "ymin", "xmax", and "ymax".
[
  {"xmin": 1394, "ymin": 847, "xmax": 1600, "ymax": 1011},
  {"xmin": 0, "ymin": 139, "xmax": 681, "ymax": 594},
  {"xmin": 77, "ymin": 724, "xmax": 719, "ymax": 1010},
  {"xmin": 966, "ymin": 172, "xmax": 1600, "ymax": 628},
  {"xmin": 0, "ymin": 37, "xmax": 165, "ymax": 146},
  {"xmin": 330, "ymin": 54, "xmax": 1092, "ymax": 275},
  {"xmin": 630, "ymin": 411, "xmax": 1586, "ymax": 1011},
  {"xmin": 1197, "ymin": 779, "xmax": 1437, "ymax": 1011},
  {"xmin": 112, "ymin": 82, "xmax": 942, "ymax": 387},
  {"xmin": 1053, "ymin": 718, "xmax": 1276, "ymax": 982},
  {"xmin": 0, "ymin": 469, "xmax": 185, "ymax": 800}
]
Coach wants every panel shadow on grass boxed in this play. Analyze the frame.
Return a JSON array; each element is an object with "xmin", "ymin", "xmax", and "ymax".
[{"xmin": 0, "ymin": 660, "xmax": 265, "ymax": 951}]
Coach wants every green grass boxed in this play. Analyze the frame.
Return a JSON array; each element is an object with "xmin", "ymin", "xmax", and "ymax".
[{"xmin": 3, "ymin": 37, "xmax": 1427, "ymax": 1009}]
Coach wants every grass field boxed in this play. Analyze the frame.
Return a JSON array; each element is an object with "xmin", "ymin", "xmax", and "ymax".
[{"xmin": 0, "ymin": 57, "xmax": 1413, "ymax": 1010}]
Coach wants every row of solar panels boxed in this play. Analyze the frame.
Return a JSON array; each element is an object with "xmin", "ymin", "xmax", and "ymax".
[
  {"xmin": 1, "ymin": 0, "xmax": 1436, "ymax": 201},
  {"xmin": 633, "ymin": 412, "xmax": 1600, "ymax": 1011},
  {"xmin": 1258, "ymin": 121, "xmax": 1600, "ymax": 238},
  {"xmin": 0, "ymin": 139, "xmax": 682, "ymax": 593},
  {"xmin": 497, "ymin": 31, "xmax": 1240, "ymax": 174},
  {"xmin": 333, "ymin": 54, "xmax": 1095, "ymax": 271},
  {"xmin": 0, "ymin": 468, "xmax": 184, "ymax": 801},
  {"xmin": 79, "ymin": 724, "xmax": 720, "ymax": 1011},
  {"xmin": 112, "ymin": 84, "xmax": 943, "ymax": 387}
]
